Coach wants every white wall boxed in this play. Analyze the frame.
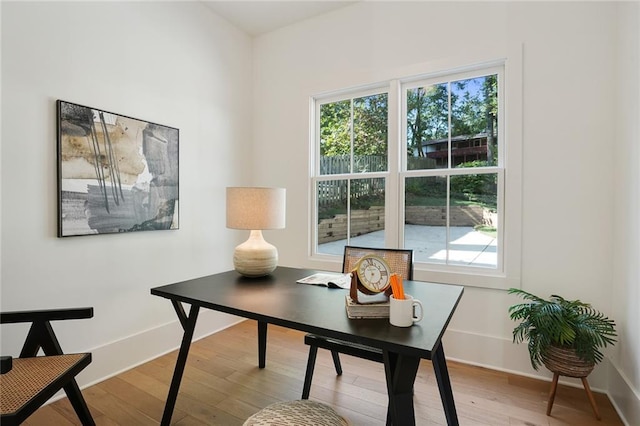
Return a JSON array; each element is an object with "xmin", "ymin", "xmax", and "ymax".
[
  {"xmin": 611, "ymin": 3, "xmax": 640, "ymax": 424},
  {"xmin": 0, "ymin": 2, "xmax": 251, "ymax": 385},
  {"xmin": 252, "ymin": 1, "xmax": 638, "ymax": 418}
]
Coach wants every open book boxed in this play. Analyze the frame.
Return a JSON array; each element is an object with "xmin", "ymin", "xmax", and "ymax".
[{"xmin": 296, "ymin": 273, "xmax": 352, "ymax": 289}]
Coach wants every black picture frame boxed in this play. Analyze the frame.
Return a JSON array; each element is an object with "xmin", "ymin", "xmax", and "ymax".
[{"xmin": 57, "ymin": 100, "xmax": 179, "ymax": 237}]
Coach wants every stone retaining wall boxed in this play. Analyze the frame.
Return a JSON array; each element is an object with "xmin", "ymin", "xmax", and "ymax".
[
  {"xmin": 318, "ymin": 206, "xmax": 384, "ymax": 244},
  {"xmin": 405, "ymin": 205, "xmax": 484, "ymax": 226},
  {"xmin": 318, "ymin": 205, "xmax": 496, "ymax": 244}
]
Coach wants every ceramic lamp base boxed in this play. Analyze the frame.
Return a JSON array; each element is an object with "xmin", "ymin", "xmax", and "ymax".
[{"xmin": 233, "ymin": 230, "xmax": 278, "ymax": 277}]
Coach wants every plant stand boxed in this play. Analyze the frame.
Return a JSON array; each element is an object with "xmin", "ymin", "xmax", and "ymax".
[{"xmin": 543, "ymin": 345, "xmax": 600, "ymax": 420}]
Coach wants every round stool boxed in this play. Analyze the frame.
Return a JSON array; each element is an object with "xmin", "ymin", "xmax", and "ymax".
[{"xmin": 243, "ymin": 400, "xmax": 350, "ymax": 426}]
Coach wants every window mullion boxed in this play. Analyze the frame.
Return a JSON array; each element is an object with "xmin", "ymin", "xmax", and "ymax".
[
  {"xmin": 348, "ymin": 99, "xmax": 354, "ymax": 244},
  {"xmin": 387, "ymin": 80, "xmax": 400, "ymax": 249},
  {"xmin": 447, "ymin": 81, "xmax": 452, "ymax": 169},
  {"xmin": 446, "ymin": 82, "xmax": 452, "ymax": 264},
  {"xmin": 350, "ymin": 99, "xmax": 354, "ymax": 174},
  {"xmin": 446, "ymin": 175, "xmax": 450, "ymax": 265},
  {"xmin": 347, "ymin": 179, "xmax": 351, "ymax": 245}
]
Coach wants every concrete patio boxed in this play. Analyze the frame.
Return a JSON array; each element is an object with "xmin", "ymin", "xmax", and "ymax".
[{"xmin": 318, "ymin": 224, "xmax": 497, "ymax": 268}]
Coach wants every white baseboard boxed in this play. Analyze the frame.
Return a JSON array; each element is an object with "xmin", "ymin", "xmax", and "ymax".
[
  {"xmin": 442, "ymin": 327, "xmax": 610, "ymax": 390},
  {"xmin": 51, "ymin": 309, "xmax": 243, "ymax": 402},
  {"xmin": 607, "ymin": 360, "xmax": 640, "ymax": 426},
  {"xmin": 443, "ymin": 328, "xmax": 638, "ymax": 425}
]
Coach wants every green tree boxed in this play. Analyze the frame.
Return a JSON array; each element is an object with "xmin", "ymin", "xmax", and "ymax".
[
  {"xmin": 483, "ymin": 75, "xmax": 498, "ymax": 165},
  {"xmin": 319, "ymin": 100, "xmax": 350, "ymax": 156},
  {"xmin": 407, "ymin": 83, "xmax": 449, "ymax": 157},
  {"xmin": 353, "ymin": 94, "xmax": 387, "ymax": 156},
  {"xmin": 319, "ymin": 94, "xmax": 388, "ymax": 158},
  {"xmin": 406, "ymin": 88, "xmax": 426, "ymax": 157},
  {"xmin": 407, "ymin": 75, "xmax": 498, "ymax": 164},
  {"xmin": 452, "ymin": 81, "xmax": 484, "ymax": 136}
]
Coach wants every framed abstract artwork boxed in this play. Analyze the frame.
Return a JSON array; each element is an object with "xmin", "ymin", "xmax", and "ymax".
[{"xmin": 57, "ymin": 100, "xmax": 179, "ymax": 237}]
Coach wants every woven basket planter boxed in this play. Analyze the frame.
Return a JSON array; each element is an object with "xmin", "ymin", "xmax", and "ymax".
[{"xmin": 542, "ymin": 345, "xmax": 595, "ymax": 378}]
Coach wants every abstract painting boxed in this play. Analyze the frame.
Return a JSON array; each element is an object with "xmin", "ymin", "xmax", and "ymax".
[{"xmin": 57, "ymin": 100, "xmax": 179, "ymax": 237}]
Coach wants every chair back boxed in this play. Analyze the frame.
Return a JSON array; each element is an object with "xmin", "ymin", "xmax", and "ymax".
[{"xmin": 342, "ymin": 246, "xmax": 414, "ymax": 280}]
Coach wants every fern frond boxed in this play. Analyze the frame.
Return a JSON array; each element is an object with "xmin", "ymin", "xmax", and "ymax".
[{"xmin": 507, "ymin": 288, "xmax": 617, "ymax": 369}]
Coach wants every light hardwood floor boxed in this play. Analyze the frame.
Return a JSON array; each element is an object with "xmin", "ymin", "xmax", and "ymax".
[{"xmin": 25, "ymin": 320, "xmax": 623, "ymax": 425}]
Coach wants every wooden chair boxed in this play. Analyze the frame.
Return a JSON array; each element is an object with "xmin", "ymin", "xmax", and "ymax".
[
  {"xmin": 0, "ymin": 308, "xmax": 95, "ymax": 426},
  {"xmin": 301, "ymin": 246, "xmax": 413, "ymax": 400}
]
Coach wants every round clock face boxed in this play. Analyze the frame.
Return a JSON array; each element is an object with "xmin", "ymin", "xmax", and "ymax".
[{"xmin": 356, "ymin": 255, "xmax": 391, "ymax": 293}]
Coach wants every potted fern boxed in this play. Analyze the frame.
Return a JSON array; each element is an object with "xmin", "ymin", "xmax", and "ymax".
[
  {"xmin": 508, "ymin": 288, "xmax": 617, "ymax": 374},
  {"xmin": 508, "ymin": 288, "xmax": 616, "ymax": 418}
]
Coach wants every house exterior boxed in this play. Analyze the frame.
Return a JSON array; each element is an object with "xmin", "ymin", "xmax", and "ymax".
[{"xmin": 422, "ymin": 133, "xmax": 491, "ymax": 167}]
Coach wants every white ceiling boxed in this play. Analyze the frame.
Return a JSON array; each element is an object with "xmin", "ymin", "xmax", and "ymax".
[{"xmin": 202, "ymin": 1, "xmax": 357, "ymax": 36}]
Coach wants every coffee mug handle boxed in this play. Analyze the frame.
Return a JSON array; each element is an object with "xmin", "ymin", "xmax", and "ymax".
[{"xmin": 412, "ymin": 299, "xmax": 424, "ymax": 322}]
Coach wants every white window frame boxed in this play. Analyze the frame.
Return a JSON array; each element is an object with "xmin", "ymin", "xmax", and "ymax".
[
  {"xmin": 399, "ymin": 66, "xmax": 505, "ymax": 272},
  {"xmin": 309, "ymin": 56, "xmax": 522, "ymax": 290},
  {"xmin": 310, "ymin": 86, "xmax": 391, "ymax": 262}
]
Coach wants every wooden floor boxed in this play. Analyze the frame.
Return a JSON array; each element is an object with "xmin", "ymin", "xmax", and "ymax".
[{"xmin": 26, "ymin": 320, "xmax": 623, "ymax": 425}]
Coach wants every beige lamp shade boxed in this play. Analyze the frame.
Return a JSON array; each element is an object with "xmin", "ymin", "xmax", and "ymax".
[
  {"xmin": 226, "ymin": 187, "xmax": 286, "ymax": 277},
  {"xmin": 226, "ymin": 187, "xmax": 286, "ymax": 230}
]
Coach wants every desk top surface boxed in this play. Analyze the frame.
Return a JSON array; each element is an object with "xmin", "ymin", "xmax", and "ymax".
[{"xmin": 151, "ymin": 267, "xmax": 464, "ymax": 358}]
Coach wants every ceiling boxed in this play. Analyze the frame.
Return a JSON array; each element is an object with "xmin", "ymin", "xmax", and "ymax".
[{"xmin": 202, "ymin": 1, "xmax": 357, "ymax": 36}]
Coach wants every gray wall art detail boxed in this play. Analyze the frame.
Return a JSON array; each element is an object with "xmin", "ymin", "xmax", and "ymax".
[{"xmin": 57, "ymin": 100, "xmax": 179, "ymax": 237}]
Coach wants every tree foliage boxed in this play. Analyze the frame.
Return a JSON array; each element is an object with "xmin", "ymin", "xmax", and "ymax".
[
  {"xmin": 354, "ymin": 94, "xmax": 388, "ymax": 155},
  {"xmin": 320, "ymin": 94, "xmax": 388, "ymax": 158},
  {"xmin": 320, "ymin": 75, "xmax": 498, "ymax": 161},
  {"xmin": 318, "ymin": 75, "xmax": 500, "ymax": 213},
  {"xmin": 407, "ymin": 75, "xmax": 498, "ymax": 163},
  {"xmin": 320, "ymin": 100, "xmax": 350, "ymax": 156},
  {"xmin": 451, "ymin": 160, "xmax": 498, "ymax": 210},
  {"xmin": 407, "ymin": 84, "xmax": 449, "ymax": 156}
]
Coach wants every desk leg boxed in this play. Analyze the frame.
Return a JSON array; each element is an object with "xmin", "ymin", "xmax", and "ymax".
[
  {"xmin": 161, "ymin": 302, "xmax": 200, "ymax": 426},
  {"xmin": 383, "ymin": 350, "xmax": 420, "ymax": 426},
  {"xmin": 258, "ymin": 321, "xmax": 267, "ymax": 369},
  {"xmin": 432, "ymin": 343, "xmax": 459, "ymax": 426}
]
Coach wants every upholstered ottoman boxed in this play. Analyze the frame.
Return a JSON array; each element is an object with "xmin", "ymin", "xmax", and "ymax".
[{"xmin": 243, "ymin": 400, "xmax": 350, "ymax": 426}]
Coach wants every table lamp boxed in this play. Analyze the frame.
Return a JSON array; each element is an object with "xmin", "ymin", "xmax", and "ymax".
[{"xmin": 226, "ymin": 187, "xmax": 286, "ymax": 277}]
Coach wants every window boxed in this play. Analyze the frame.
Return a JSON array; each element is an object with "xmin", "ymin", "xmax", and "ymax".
[
  {"xmin": 311, "ymin": 61, "xmax": 517, "ymax": 288},
  {"xmin": 402, "ymin": 71, "xmax": 501, "ymax": 269},
  {"xmin": 314, "ymin": 89, "xmax": 389, "ymax": 254}
]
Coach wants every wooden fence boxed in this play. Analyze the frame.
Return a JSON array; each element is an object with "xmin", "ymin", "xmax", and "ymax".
[
  {"xmin": 317, "ymin": 179, "xmax": 385, "ymax": 207},
  {"xmin": 318, "ymin": 155, "xmax": 436, "ymax": 207},
  {"xmin": 320, "ymin": 155, "xmax": 387, "ymax": 175}
]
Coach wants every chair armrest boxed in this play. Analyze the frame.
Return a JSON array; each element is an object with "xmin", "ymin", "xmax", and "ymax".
[{"xmin": 1, "ymin": 308, "xmax": 93, "ymax": 324}]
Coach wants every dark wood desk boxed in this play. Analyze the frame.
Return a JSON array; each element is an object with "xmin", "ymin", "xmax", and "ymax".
[{"xmin": 151, "ymin": 267, "xmax": 464, "ymax": 425}]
